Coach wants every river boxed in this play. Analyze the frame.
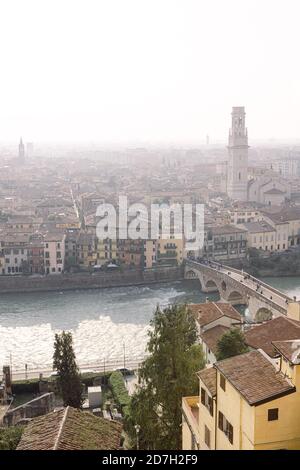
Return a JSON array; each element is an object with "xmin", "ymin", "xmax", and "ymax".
[{"xmin": 0, "ymin": 277, "xmax": 299, "ymax": 369}]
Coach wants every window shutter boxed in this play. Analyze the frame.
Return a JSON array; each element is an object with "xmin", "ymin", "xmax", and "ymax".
[
  {"xmin": 201, "ymin": 387, "xmax": 206, "ymax": 405},
  {"xmin": 208, "ymin": 396, "xmax": 213, "ymax": 416},
  {"xmin": 228, "ymin": 423, "xmax": 233, "ymax": 444},
  {"xmin": 218, "ymin": 411, "xmax": 224, "ymax": 431}
]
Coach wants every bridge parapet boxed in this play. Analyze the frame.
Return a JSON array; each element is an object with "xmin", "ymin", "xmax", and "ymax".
[{"xmin": 184, "ymin": 259, "xmax": 290, "ymax": 318}]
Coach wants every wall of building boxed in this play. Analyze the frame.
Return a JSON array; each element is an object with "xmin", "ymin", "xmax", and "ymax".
[
  {"xmin": 198, "ymin": 378, "xmax": 216, "ymax": 450},
  {"xmin": 254, "ymin": 391, "xmax": 300, "ymax": 450},
  {"xmin": 216, "ymin": 369, "xmax": 255, "ymax": 450}
]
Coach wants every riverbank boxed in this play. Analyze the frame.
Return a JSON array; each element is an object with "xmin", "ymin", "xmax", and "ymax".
[
  {"xmin": 226, "ymin": 251, "xmax": 300, "ymax": 278},
  {"xmin": 0, "ymin": 266, "xmax": 183, "ymax": 294}
]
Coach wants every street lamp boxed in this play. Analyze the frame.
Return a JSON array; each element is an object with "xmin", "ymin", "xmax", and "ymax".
[{"xmin": 134, "ymin": 424, "xmax": 141, "ymax": 450}]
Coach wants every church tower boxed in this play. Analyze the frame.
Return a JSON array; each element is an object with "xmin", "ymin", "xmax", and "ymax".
[
  {"xmin": 227, "ymin": 107, "xmax": 249, "ymax": 201},
  {"xmin": 18, "ymin": 137, "xmax": 25, "ymax": 163}
]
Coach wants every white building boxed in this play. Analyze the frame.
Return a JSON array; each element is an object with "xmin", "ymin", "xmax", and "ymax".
[
  {"xmin": 0, "ymin": 234, "xmax": 30, "ymax": 275},
  {"xmin": 273, "ymin": 158, "xmax": 299, "ymax": 178},
  {"xmin": 44, "ymin": 232, "xmax": 66, "ymax": 274}
]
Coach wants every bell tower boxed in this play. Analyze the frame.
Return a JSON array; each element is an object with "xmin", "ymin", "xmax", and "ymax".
[
  {"xmin": 227, "ymin": 107, "xmax": 249, "ymax": 201},
  {"xmin": 19, "ymin": 137, "xmax": 25, "ymax": 163}
]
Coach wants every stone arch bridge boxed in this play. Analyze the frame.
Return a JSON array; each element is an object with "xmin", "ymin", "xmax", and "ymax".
[{"xmin": 185, "ymin": 259, "xmax": 293, "ymax": 321}]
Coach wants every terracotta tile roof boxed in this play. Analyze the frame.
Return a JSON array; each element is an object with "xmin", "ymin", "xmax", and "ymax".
[
  {"xmin": 215, "ymin": 350, "xmax": 295, "ymax": 406},
  {"xmin": 244, "ymin": 317, "xmax": 300, "ymax": 358},
  {"xmin": 17, "ymin": 407, "xmax": 122, "ymax": 450},
  {"xmin": 272, "ymin": 340, "xmax": 300, "ymax": 365},
  {"xmin": 197, "ymin": 367, "xmax": 217, "ymax": 397},
  {"xmin": 188, "ymin": 302, "xmax": 242, "ymax": 327},
  {"xmin": 200, "ymin": 325, "xmax": 230, "ymax": 355}
]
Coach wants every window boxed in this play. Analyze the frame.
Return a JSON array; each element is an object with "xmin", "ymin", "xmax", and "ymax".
[
  {"xmin": 218, "ymin": 411, "xmax": 224, "ymax": 430},
  {"xmin": 205, "ymin": 425, "xmax": 211, "ymax": 448},
  {"xmin": 201, "ymin": 387, "xmax": 206, "ymax": 405},
  {"xmin": 220, "ymin": 375, "xmax": 226, "ymax": 391},
  {"xmin": 201, "ymin": 387, "xmax": 213, "ymax": 416},
  {"xmin": 218, "ymin": 411, "xmax": 233, "ymax": 444},
  {"xmin": 268, "ymin": 408, "xmax": 278, "ymax": 421},
  {"xmin": 227, "ymin": 423, "xmax": 233, "ymax": 444}
]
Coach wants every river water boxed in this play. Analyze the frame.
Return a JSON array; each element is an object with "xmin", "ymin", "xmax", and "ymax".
[{"xmin": 0, "ymin": 277, "xmax": 299, "ymax": 369}]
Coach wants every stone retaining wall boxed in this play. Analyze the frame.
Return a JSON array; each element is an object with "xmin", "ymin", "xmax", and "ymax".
[{"xmin": 0, "ymin": 266, "xmax": 183, "ymax": 294}]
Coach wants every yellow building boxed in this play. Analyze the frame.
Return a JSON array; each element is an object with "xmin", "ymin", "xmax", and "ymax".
[
  {"xmin": 96, "ymin": 238, "xmax": 117, "ymax": 265},
  {"xmin": 182, "ymin": 347, "xmax": 300, "ymax": 450},
  {"xmin": 76, "ymin": 232, "xmax": 96, "ymax": 267},
  {"xmin": 156, "ymin": 235, "xmax": 183, "ymax": 266}
]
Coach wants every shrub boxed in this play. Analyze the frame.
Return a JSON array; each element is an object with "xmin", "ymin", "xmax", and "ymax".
[
  {"xmin": 108, "ymin": 371, "xmax": 130, "ymax": 411},
  {"xmin": 0, "ymin": 426, "xmax": 24, "ymax": 450},
  {"xmin": 12, "ymin": 379, "xmax": 40, "ymax": 395}
]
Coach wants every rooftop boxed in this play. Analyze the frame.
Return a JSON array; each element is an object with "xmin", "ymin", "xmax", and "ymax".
[
  {"xmin": 188, "ymin": 302, "xmax": 242, "ymax": 328},
  {"xmin": 244, "ymin": 317, "xmax": 300, "ymax": 358},
  {"xmin": 215, "ymin": 350, "xmax": 295, "ymax": 406},
  {"xmin": 210, "ymin": 224, "xmax": 247, "ymax": 235},
  {"xmin": 200, "ymin": 325, "xmax": 230, "ymax": 355},
  {"xmin": 272, "ymin": 339, "xmax": 300, "ymax": 365},
  {"xmin": 242, "ymin": 221, "xmax": 275, "ymax": 233},
  {"xmin": 264, "ymin": 188, "xmax": 285, "ymax": 195},
  {"xmin": 263, "ymin": 205, "xmax": 300, "ymax": 223},
  {"xmin": 197, "ymin": 367, "xmax": 217, "ymax": 397},
  {"xmin": 17, "ymin": 406, "xmax": 122, "ymax": 450}
]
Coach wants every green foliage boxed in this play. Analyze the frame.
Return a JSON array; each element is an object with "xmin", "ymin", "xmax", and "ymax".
[
  {"xmin": 53, "ymin": 331, "xmax": 83, "ymax": 408},
  {"xmin": 216, "ymin": 328, "xmax": 249, "ymax": 361},
  {"xmin": 12, "ymin": 378, "xmax": 40, "ymax": 395},
  {"xmin": 127, "ymin": 304, "xmax": 205, "ymax": 450},
  {"xmin": 109, "ymin": 371, "xmax": 131, "ymax": 412},
  {"xmin": 0, "ymin": 426, "xmax": 24, "ymax": 450}
]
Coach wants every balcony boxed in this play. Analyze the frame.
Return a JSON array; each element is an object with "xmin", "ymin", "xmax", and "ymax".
[{"xmin": 182, "ymin": 396, "xmax": 200, "ymax": 448}]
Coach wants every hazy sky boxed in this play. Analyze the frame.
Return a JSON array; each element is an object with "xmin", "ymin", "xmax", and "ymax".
[{"xmin": 0, "ymin": 0, "xmax": 299, "ymax": 144}]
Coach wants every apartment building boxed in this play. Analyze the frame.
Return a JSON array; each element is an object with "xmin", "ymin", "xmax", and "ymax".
[
  {"xmin": 0, "ymin": 234, "xmax": 30, "ymax": 275},
  {"xmin": 156, "ymin": 234, "xmax": 183, "ymax": 266},
  {"xmin": 96, "ymin": 238, "xmax": 117, "ymax": 265},
  {"xmin": 44, "ymin": 232, "xmax": 66, "ymax": 274},
  {"xmin": 182, "ymin": 346, "xmax": 300, "ymax": 450},
  {"xmin": 261, "ymin": 206, "xmax": 300, "ymax": 248},
  {"xmin": 76, "ymin": 232, "xmax": 96, "ymax": 268},
  {"xmin": 229, "ymin": 208, "xmax": 260, "ymax": 225},
  {"xmin": 202, "ymin": 225, "xmax": 247, "ymax": 261},
  {"xmin": 241, "ymin": 221, "xmax": 277, "ymax": 252},
  {"xmin": 27, "ymin": 233, "xmax": 45, "ymax": 274}
]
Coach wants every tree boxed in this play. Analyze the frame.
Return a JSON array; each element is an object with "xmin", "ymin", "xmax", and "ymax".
[
  {"xmin": 0, "ymin": 426, "xmax": 24, "ymax": 450},
  {"xmin": 53, "ymin": 331, "xmax": 83, "ymax": 408},
  {"xmin": 127, "ymin": 304, "xmax": 205, "ymax": 450},
  {"xmin": 216, "ymin": 328, "xmax": 249, "ymax": 361}
]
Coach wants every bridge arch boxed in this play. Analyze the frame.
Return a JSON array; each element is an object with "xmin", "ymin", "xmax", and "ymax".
[
  {"xmin": 205, "ymin": 279, "xmax": 218, "ymax": 291},
  {"xmin": 254, "ymin": 307, "xmax": 273, "ymax": 323},
  {"xmin": 185, "ymin": 270, "xmax": 197, "ymax": 279},
  {"xmin": 227, "ymin": 290, "xmax": 246, "ymax": 305},
  {"xmin": 185, "ymin": 269, "xmax": 203, "ymax": 291}
]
